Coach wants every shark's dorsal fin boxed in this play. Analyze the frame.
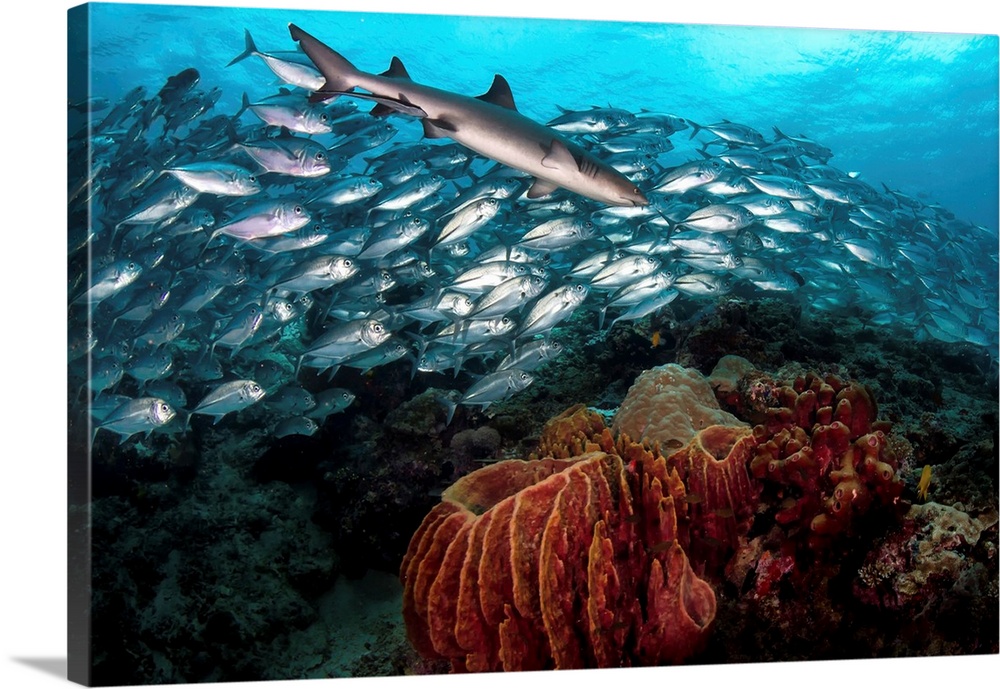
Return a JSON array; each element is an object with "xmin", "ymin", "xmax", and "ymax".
[
  {"xmin": 477, "ymin": 75, "xmax": 517, "ymax": 111},
  {"xmin": 381, "ymin": 56, "xmax": 411, "ymax": 80}
]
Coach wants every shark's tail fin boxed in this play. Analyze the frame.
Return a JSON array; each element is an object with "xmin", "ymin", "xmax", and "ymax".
[{"xmin": 288, "ymin": 24, "xmax": 361, "ymax": 100}]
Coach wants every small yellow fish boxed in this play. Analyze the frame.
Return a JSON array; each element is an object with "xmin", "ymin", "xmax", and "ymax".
[
  {"xmin": 917, "ymin": 464, "xmax": 932, "ymax": 502},
  {"xmin": 651, "ymin": 330, "xmax": 661, "ymax": 348}
]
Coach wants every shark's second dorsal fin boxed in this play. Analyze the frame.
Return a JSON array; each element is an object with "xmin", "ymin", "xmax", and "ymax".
[
  {"xmin": 381, "ymin": 56, "xmax": 411, "ymax": 80},
  {"xmin": 477, "ymin": 75, "xmax": 517, "ymax": 111}
]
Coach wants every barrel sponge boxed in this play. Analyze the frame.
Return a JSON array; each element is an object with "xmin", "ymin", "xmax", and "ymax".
[
  {"xmin": 613, "ymin": 363, "xmax": 748, "ymax": 452},
  {"xmin": 400, "ymin": 449, "xmax": 717, "ymax": 671}
]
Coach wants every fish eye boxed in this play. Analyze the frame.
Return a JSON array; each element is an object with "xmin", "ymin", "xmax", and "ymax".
[
  {"xmin": 344, "ymin": 259, "xmax": 352, "ymax": 267},
  {"xmin": 294, "ymin": 205, "xmax": 303, "ymax": 214},
  {"xmin": 316, "ymin": 152, "xmax": 326, "ymax": 160},
  {"xmin": 374, "ymin": 324, "xmax": 384, "ymax": 332},
  {"xmin": 249, "ymin": 175, "xmax": 257, "ymax": 182}
]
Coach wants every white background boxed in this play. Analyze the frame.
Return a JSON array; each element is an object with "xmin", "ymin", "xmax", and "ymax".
[{"xmin": 2, "ymin": 1, "xmax": 997, "ymax": 688}]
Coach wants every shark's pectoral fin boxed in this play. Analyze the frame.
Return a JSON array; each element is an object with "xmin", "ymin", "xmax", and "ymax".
[
  {"xmin": 540, "ymin": 138, "xmax": 577, "ymax": 171},
  {"xmin": 476, "ymin": 74, "xmax": 517, "ymax": 110},
  {"xmin": 422, "ymin": 118, "xmax": 458, "ymax": 139},
  {"xmin": 526, "ymin": 178, "xmax": 559, "ymax": 198}
]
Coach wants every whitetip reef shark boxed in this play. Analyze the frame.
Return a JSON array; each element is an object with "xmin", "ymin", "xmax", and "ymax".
[{"xmin": 287, "ymin": 23, "xmax": 649, "ymax": 208}]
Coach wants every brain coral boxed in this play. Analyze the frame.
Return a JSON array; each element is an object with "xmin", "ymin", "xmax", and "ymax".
[
  {"xmin": 613, "ymin": 363, "xmax": 747, "ymax": 453},
  {"xmin": 400, "ymin": 440, "xmax": 718, "ymax": 671}
]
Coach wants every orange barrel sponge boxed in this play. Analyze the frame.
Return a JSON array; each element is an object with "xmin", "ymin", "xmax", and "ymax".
[{"xmin": 400, "ymin": 451, "xmax": 717, "ymax": 671}]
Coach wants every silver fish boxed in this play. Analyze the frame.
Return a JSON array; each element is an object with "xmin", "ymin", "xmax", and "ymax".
[
  {"xmin": 433, "ymin": 197, "xmax": 502, "ymax": 249},
  {"xmin": 238, "ymin": 91, "xmax": 332, "ymax": 134},
  {"xmin": 306, "ymin": 388, "xmax": 356, "ymax": 421},
  {"xmin": 311, "ymin": 176, "xmax": 383, "ymax": 206},
  {"xmin": 677, "ymin": 203, "xmax": 755, "ymax": 232},
  {"xmin": 265, "ymin": 384, "xmax": 317, "ymax": 415},
  {"xmin": 190, "ymin": 380, "xmax": 266, "ymax": 424},
  {"xmin": 516, "ymin": 216, "xmax": 597, "ymax": 251},
  {"xmin": 448, "ymin": 368, "xmax": 534, "ymax": 422},
  {"xmin": 273, "ymin": 416, "xmax": 319, "ymax": 438},
  {"xmin": 469, "ymin": 274, "xmax": 549, "ymax": 319},
  {"xmin": 228, "ymin": 29, "xmax": 325, "ymax": 91},
  {"xmin": 518, "ymin": 283, "xmax": 589, "ymax": 338},
  {"xmin": 94, "ymin": 397, "xmax": 176, "ymax": 444},
  {"xmin": 298, "ymin": 318, "xmax": 391, "ymax": 373},
  {"xmin": 164, "ymin": 162, "xmax": 261, "ymax": 196},
  {"xmin": 237, "ymin": 135, "xmax": 331, "ymax": 178}
]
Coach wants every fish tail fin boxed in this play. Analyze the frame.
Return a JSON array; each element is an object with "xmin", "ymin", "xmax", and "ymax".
[
  {"xmin": 288, "ymin": 24, "xmax": 362, "ymax": 100},
  {"xmin": 235, "ymin": 92, "xmax": 251, "ymax": 120},
  {"xmin": 197, "ymin": 229, "xmax": 221, "ymax": 263},
  {"xmin": 324, "ymin": 364, "xmax": 340, "ymax": 382},
  {"xmin": 440, "ymin": 396, "xmax": 458, "ymax": 426},
  {"xmin": 687, "ymin": 120, "xmax": 703, "ymax": 140},
  {"xmin": 772, "ymin": 125, "xmax": 787, "ymax": 142},
  {"xmin": 227, "ymin": 29, "xmax": 258, "ymax": 67}
]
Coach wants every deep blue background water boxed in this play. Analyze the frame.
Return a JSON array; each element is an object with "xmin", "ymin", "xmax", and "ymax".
[{"xmin": 74, "ymin": 1, "xmax": 999, "ymax": 232}]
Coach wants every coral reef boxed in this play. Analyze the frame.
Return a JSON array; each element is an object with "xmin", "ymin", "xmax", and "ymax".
[
  {"xmin": 612, "ymin": 363, "xmax": 747, "ymax": 453},
  {"xmin": 855, "ymin": 502, "xmax": 997, "ymax": 611},
  {"xmin": 745, "ymin": 371, "xmax": 905, "ymax": 550},
  {"xmin": 400, "ymin": 436, "xmax": 718, "ymax": 671},
  {"xmin": 852, "ymin": 502, "xmax": 999, "ymax": 655}
]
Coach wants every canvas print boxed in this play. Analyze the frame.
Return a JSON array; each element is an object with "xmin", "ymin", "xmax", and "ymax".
[{"xmin": 67, "ymin": 2, "xmax": 999, "ymax": 686}]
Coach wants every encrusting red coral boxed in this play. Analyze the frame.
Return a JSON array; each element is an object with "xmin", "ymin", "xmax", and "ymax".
[{"xmin": 748, "ymin": 372, "xmax": 903, "ymax": 548}]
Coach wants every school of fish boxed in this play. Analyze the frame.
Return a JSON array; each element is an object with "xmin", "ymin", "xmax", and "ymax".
[{"xmin": 68, "ymin": 26, "xmax": 999, "ymax": 446}]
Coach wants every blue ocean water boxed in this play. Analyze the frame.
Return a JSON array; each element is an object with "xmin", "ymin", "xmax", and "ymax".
[{"xmin": 76, "ymin": 2, "xmax": 998, "ymax": 230}]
